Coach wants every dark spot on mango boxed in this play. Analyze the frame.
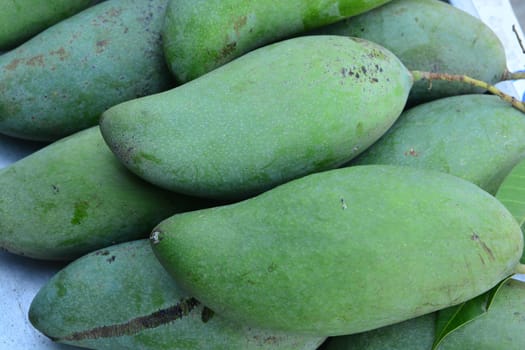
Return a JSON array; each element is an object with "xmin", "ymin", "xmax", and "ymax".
[
  {"xmin": 95, "ymin": 250, "xmax": 110, "ymax": 256},
  {"xmin": 27, "ymin": 55, "xmax": 45, "ymax": 67},
  {"xmin": 50, "ymin": 47, "xmax": 68, "ymax": 61},
  {"xmin": 219, "ymin": 41, "xmax": 237, "ymax": 61},
  {"xmin": 267, "ymin": 262, "xmax": 278, "ymax": 272},
  {"xmin": 96, "ymin": 40, "xmax": 109, "ymax": 53},
  {"xmin": 201, "ymin": 306, "xmax": 214, "ymax": 323},
  {"xmin": 107, "ymin": 255, "xmax": 116, "ymax": 263},
  {"xmin": 6, "ymin": 58, "xmax": 22, "ymax": 70}
]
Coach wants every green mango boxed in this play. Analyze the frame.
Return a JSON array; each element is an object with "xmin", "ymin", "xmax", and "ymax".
[
  {"xmin": 316, "ymin": 0, "xmax": 507, "ymax": 104},
  {"xmin": 29, "ymin": 239, "xmax": 326, "ymax": 350},
  {"xmin": 351, "ymin": 94, "xmax": 525, "ymax": 195},
  {"xmin": 318, "ymin": 313, "xmax": 436, "ymax": 350},
  {"xmin": 0, "ymin": 0, "xmax": 97, "ymax": 50},
  {"xmin": 162, "ymin": 0, "xmax": 392, "ymax": 82},
  {"xmin": 0, "ymin": 0, "xmax": 173, "ymax": 141},
  {"xmin": 0, "ymin": 126, "xmax": 208, "ymax": 260},
  {"xmin": 150, "ymin": 164, "xmax": 523, "ymax": 336},
  {"xmin": 320, "ymin": 279, "xmax": 525, "ymax": 350},
  {"xmin": 100, "ymin": 35, "xmax": 412, "ymax": 200}
]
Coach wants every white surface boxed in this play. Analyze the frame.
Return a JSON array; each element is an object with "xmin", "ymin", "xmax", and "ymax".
[
  {"xmin": 450, "ymin": 0, "xmax": 525, "ymax": 99},
  {"xmin": 1, "ymin": 1, "xmax": 525, "ymax": 349},
  {"xmin": 0, "ymin": 135, "xmax": 79, "ymax": 349}
]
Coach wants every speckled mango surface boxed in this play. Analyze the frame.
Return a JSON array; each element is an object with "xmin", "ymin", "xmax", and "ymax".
[
  {"xmin": 0, "ymin": 126, "xmax": 208, "ymax": 260},
  {"xmin": 29, "ymin": 239, "xmax": 325, "ymax": 350},
  {"xmin": 0, "ymin": 0, "xmax": 96, "ymax": 50},
  {"xmin": 352, "ymin": 94, "xmax": 525, "ymax": 195},
  {"xmin": 100, "ymin": 35, "xmax": 412, "ymax": 200},
  {"xmin": 317, "ymin": 0, "xmax": 507, "ymax": 104},
  {"xmin": 0, "ymin": 0, "xmax": 173, "ymax": 141},
  {"xmin": 151, "ymin": 165, "xmax": 523, "ymax": 336},
  {"xmin": 162, "ymin": 0, "xmax": 392, "ymax": 82}
]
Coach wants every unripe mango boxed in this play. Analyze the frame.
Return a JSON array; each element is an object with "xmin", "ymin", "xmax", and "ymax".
[
  {"xmin": 319, "ymin": 313, "xmax": 436, "ymax": 350},
  {"xmin": 352, "ymin": 94, "xmax": 525, "ymax": 195},
  {"xmin": 100, "ymin": 35, "xmax": 412, "ymax": 200},
  {"xmin": 29, "ymin": 239, "xmax": 325, "ymax": 350},
  {"xmin": 321, "ymin": 279, "xmax": 525, "ymax": 349},
  {"xmin": 151, "ymin": 165, "xmax": 523, "ymax": 336},
  {"xmin": 0, "ymin": 0, "xmax": 97, "ymax": 50},
  {"xmin": 162, "ymin": 0, "xmax": 392, "ymax": 82},
  {"xmin": 316, "ymin": 0, "xmax": 507, "ymax": 104},
  {"xmin": 0, "ymin": 126, "xmax": 208, "ymax": 260},
  {"xmin": 0, "ymin": 0, "xmax": 173, "ymax": 141}
]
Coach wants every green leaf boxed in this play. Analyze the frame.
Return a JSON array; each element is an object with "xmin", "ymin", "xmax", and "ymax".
[
  {"xmin": 432, "ymin": 276, "xmax": 512, "ymax": 350},
  {"xmin": 496, "ymin": 158, "xmax": 525, "ymax": 263},
  {"xmin": 496, "ymin": 159, "xmax": 525, "ymax": 229}
]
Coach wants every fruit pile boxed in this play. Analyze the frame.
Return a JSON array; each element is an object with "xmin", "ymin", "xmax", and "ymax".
[{"xmin": 1, "ymin": 0, "xmax": 525, "ymax": 349}]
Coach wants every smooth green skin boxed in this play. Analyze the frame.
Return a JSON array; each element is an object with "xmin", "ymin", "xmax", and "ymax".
[
  {"xmin": 0, "ymin": 126, "xmax": 209, "ymax": 261},
  {"xmin": 100, "ymin": 35, "xmax": 412, "ymax": 200},
  {"xmin": 151, "ymin": 165, "xmax": 523, "ymax": 336},
  {"xmin": 0, "ymin": 0, "xmax": 99, "ymax": 50},
  {"xmin": 162, "ymin": 0, "xmax": 392, "ymax": 82},
  {"xmin": 320, "ymin": 279, "xmax": 525, "ymax": 350},
  {"xmin": 317, "ymin": 0, "xmax": 507, "ymax": 104},
  {"xmin": 29, "ymin": 239, "xmax": 325, "ymax": 350},
  {"xmin": 0, "ymin": 0, "xmax": 173, "ymax": 141},
  {"xmin": 351, "ymin": 94, "xmax": 525, "ymax": 195},
  {"xmin": 319, "ymin": 313, "xmax": 436, "ymax": 350}
]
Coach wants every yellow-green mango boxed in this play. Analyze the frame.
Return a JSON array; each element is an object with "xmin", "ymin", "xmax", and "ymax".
[
  {"xmin": 0, "ymin": 0, "xmax": 98, "ymax": 50},
  {"xmin": 351, "ymin": 94, "xmax": 525, "ymax": 195},
  {"xmin": 0, "ymin": 0, "xmax": 173, "ymax": 141},
  {"xmin": 150, "ymin": 165, "xmax": 523, "ymax": 336},
  {"xmin": 100, "ymin": 35, "xmax": 412, "ymax": 200},
  {"xmin": 29, "ymin": 239, "xmax": 325, "ymax": 350},
  {"xmin": 320, "ymin": 278, "xmax": 525, "ymax": 349},
  {"xmin": 0, "ymin": 126, "xmax": 209, "ymax": 260},
  {"xmin": 316, "ymin": 0, "xmax": 507, "ymax": 104},
  {"xmin": 162, "ymin": 0, "xmax": 392, "ymax": 82}
]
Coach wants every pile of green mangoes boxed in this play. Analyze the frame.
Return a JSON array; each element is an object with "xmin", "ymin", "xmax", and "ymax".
[{"xmin": 2, "ymin": 0, "xmax": 525, "ymax": 349}]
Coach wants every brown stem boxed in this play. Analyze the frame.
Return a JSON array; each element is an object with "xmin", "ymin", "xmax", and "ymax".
[
  {"xmin": 411, "ymin": 71, "xmax": 525, "ymax": 113},
  {"xmin": 501, "ymin": 69, "xmax": 525, "ymax": 81}
]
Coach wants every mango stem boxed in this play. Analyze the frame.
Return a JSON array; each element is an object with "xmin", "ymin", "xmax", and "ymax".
[
  {"xmin": 501, "ymin": 70, "xmax": 525, "ymax": 81},
  {"xmin": 410, "ymin": 70, "xmax": 525, "ymax": 114},
  {"xmin": 514, "ymin": 263, "xmax": 525, "ymax": 275}
]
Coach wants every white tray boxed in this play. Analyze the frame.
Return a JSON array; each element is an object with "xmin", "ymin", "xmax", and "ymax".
[{"xmin": 1, "ymin": 1, "xmax": 524, "ymax": 349}]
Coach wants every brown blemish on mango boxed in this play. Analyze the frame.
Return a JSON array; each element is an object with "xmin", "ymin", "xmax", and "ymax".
[{"xmin": 59, "ymin": 298, "xmax": 200, "ymax": 341}]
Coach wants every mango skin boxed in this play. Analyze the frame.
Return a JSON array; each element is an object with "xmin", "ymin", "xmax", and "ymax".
[
  {"xmin": 0, "ymin": 126, "xmax": 208, "ymax": 261},
  {"xmin": 321, "ymin": 279, "xmax": 525, "ymax": 350},
  {"xmin": 162, "ymin": 0, "xmax": 392, "ymax": 82},
  {"xmin": 0, "ymin": 0, "xmax": 173, "ymax": 141},
  {"xmin": 100, "ymin": 35, "xmax": 412, "ymax": 200},
  {"xmin": 319, "ymin": 313, "xmax": 436, "ymax": 350},
  {"xmin": 29, "ymin": 239, "xmax": 325, "ymax": 350},
  {"xmin": 0, "ymin": 0, "xmax": 96, "ymax": 50},
  {"xmin": 351, "ymin": 94, "xmax": 525, "ymax": 195},
  {"xmin": 151, "ymin": 164, "xmax": 523, "ymax": 336},
  {"xmin": 317, "ymin": 0, "xmax": 507, "ymax": 104}
]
